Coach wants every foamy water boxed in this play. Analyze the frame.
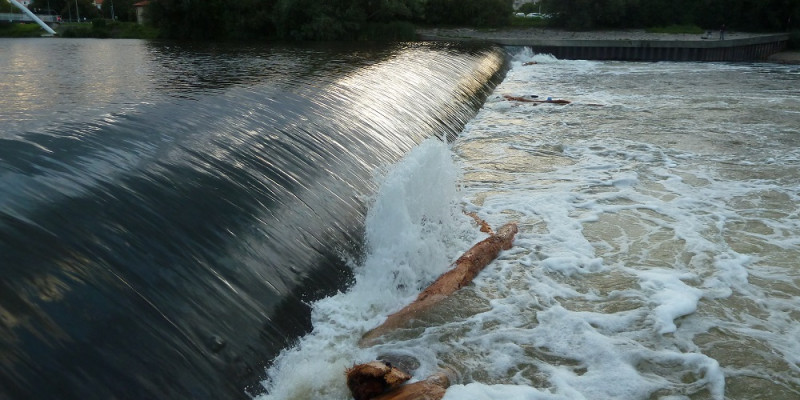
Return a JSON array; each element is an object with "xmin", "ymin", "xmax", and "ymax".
[{"xmin": 258, "ymin": 50, "xmax": 800, "ymax": 399}]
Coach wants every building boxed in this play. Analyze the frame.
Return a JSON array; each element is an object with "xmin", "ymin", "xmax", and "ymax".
[{"xmin": 133, "ymin": 0, "xmax": 148, "ymax": 24}]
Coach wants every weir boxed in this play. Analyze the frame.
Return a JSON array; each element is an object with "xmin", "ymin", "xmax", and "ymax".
[
  {"xmin": 0, "ymin": 42, "xmax": 508, "ymax": 400},
  {"xmin": 506, "ymin": 35, "xmax": 789, "ymax": 61},
  {"xmin": 418, "ymin": 30, "xmax": 790, "ymax": 62}
]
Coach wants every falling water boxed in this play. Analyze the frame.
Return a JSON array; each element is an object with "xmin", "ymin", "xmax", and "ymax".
[{"xmin": 0, "ymin": 38, "xmax": 506, "ymax": 399}]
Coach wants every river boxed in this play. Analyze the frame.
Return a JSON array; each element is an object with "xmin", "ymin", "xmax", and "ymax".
[{"xmin": 2, "ymin": 38, "xmax": 799, "ymax": 400}]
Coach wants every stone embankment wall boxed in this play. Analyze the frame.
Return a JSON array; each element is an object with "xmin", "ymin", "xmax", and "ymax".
[
  {"xmin": 418, "ymin": 29, "xmax": 790, "ymax": 62},
  {"xmin": 505, "ymin": 36, "xmax": 788, "ymax": 61}
]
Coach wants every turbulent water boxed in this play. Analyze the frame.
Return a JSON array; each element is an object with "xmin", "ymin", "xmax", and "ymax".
[
  {"xmin": 260, "ymin": 51, "xmax": 800, "ymax": 399},
  {"xmin": 0, "ymin": 38, "xmax": 505, "ymax": 399}
]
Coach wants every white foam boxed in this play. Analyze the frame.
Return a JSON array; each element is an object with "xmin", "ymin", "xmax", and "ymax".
[
  {"xmin": 634, "ymin": 269, "xmax": 704, "ymax": 334},
  {"xmin": 258, "ymin": 138, "xmax": 479, "ymax": 399},
  {"xmin": 444, "ymin": 382, "xmax": 564, "ymax": 400}
]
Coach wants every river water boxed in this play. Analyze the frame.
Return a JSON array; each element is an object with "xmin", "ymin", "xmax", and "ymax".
[
  {"xmin": 259, "ymin": 52, "xmax": 800, "ymax": 399},
  {"xmin": 1, "ymin": 38, "xmax": 799, "ymax": 400}
]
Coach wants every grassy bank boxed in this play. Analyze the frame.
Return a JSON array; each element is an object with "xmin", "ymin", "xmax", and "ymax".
[
  {"xmin": 0, "ymin": 22, "xmax": 50, "ymax": 37},
  {"xmin": 59, "ymin": 20, "xmax": 159, "ymax": 39},
  {"xmin": 0, "ymin": 20, "xmax": 158, "ymax": 39}
]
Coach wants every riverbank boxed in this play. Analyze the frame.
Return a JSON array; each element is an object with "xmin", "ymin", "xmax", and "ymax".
[
  {"xmin": 0, "ymin": 22, "xmax": 47, "ymax": 37},
  {"xmin": 417, "ymin": 27, "xmax": 796, "ymax": 63},
  {"xmin": 0, "ymin": 21, "xmax": 158, "ymax": 39}
]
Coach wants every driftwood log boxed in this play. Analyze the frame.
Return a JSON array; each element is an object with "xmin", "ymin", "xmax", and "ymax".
[
  {"xmin": 360, "ymin": 222, "xmax": 518, "ymax": 346},
  {"xmin": 348, "ymin": 221, "xmax": 518, "ymax": 399},
  {"xmin": 503, "ymin": 94, "xmax": 571, "ymax": 104},
  {"xmin": 346, "ymin": 363, "xmax": 452, "ymax": 400},
  {"xmin": 372, "ymin": 370, "xmax": 451, "ymax": 400},
  {"xmin": 346, "ymin": 361, "xmax": 412, "ymax": 400},
  {"xmin": 465, "ymin": 211, "xmax": 493, "ymax": 234}
]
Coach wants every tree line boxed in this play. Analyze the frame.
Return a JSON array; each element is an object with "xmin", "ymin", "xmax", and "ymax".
[
  {"xmin": 146, "ymin": 0, "xmax": 513, "ymax": 40},
  {"xmin": 541, "ymin": 0, "xmax": 798, "ymax": 33},
  {"xmin": 12, "ymin": 0, "xmax": 799, "ymax": 41},
  {"xmin": 147, "ymin": 0, "xmax": 799, "ymax": 40}
]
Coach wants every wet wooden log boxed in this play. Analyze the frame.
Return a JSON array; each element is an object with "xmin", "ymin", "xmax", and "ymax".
[
  {"xmin": 464, "ymin": 211, "xmax": 493, "ymax": 234},
  {"xmin": 346, "ymin": 361, "xmax": 412, "ymax": 400},
  {"xmin": 346, "ymin": 362, "xmax": 451, "ymax": 400},
  {"xmin": 503, "ymin": 94, "xmax": 571, "ymax": 104},
  {"xmin": 360, "ymin": 222, "xmax": 518, "ymax": 346},
  {"xmin": 372, "ymin": 371, "xmax": 450, "ymax": 400}
]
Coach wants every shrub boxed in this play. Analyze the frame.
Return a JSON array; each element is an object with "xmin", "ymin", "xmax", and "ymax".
[
  {"xmin": 424, "ymin": 0, "xmax": 513, "ymax": 28},
  {"xmin": 0, "ymin": 22, "xmax": 45, "ymax": 37},
  {"xmin": 517, "ymin": 2, "xmax": 539, "ymax": 14},
  {"xmin": 510, "ymin": 15, "xmax": 551, "ymax": 28},
  {"xmin": 789, "ymin": 29, "xmax": 800, "ymax": 50},
  {"xmin": 358, "ymin": 21, "xmax": 417, "ymax": 41}
]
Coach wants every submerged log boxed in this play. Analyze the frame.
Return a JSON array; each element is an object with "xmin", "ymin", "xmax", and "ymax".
[
  {"xmin": 464, "ymin": 211, "xmax": 493, "ymax": 234},
  {"xmin": 360, "ymin": 222, "xmax": 518, "ymax": 346},
  {"xmin": 503, "ymin": 94, "xmax": 571, "ymax": 104}
]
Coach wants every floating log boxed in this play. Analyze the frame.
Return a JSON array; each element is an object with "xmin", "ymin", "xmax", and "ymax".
[
  {"xmin": 503, "ymin": 94, "xmax": 571, "ymax": 104},
  {"xmin": 360, "ymin": 222, "xmax": 518, "ymax": 346},
  {"xmin": 346, "ymin": 362, "xmax": 451, "ymax": 400},
  {"xmin": 346, "ymin": 361, "xmax": 411, "ymax": 400}
]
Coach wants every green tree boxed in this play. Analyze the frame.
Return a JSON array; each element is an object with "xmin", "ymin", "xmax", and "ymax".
[
  {"xmin": 101, "ymin": 0, "xmax": 136, "ymax": 22},
  {"xmin": 27, "ymin": 0, "xmax": 66, "ymax": 15},
  {"xmin": 543, "ymin": 0, "xmax": 800, "ymax": 31},
  {"xmin": 517, "ymin": 2, "xmax": 539, "ymax": 14},
  {"xmin": 424, "ymin": 0, "xmax": 513, "ymax": 27},
  {"xmin": 146, "ymin": 0, "xmax": 517, "ymax": 40},
  {"xmin": 3, "ymin": 0, "xmax": 21, "ymax": 13},
  {"xmin": 272, "ymin": 0, "xmax": 423, "ymax": 40},
  {"xmin": 272, "ymin": 0, "xmax": 347, "ymax": 39},
  {"xmin": 223, "ymin": 0, "xmax": 277, "ymax": 39},
  {"xmin": 41, "ymin": 0, "xmax": 98, "ymax": 21},
  {"xmin": 149, "ymin": 0, "xmax": 226, "ymax": 39}
]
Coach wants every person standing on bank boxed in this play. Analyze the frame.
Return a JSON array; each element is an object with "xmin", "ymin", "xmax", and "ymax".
[{"xmin": 720, "ymin": 24, "xmax": 726, "ymax": 40}]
